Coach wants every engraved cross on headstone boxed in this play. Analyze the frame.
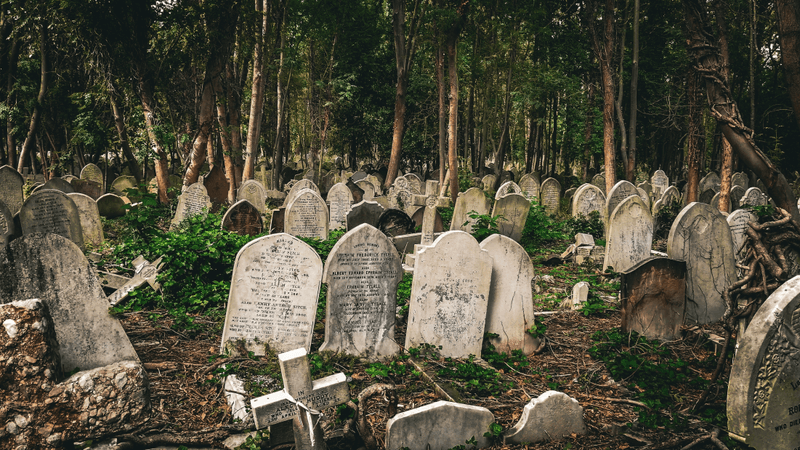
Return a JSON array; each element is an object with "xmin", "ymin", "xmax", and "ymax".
[
  {"xmin": 107, "ymin": 256, "xmax": 164, "ymax": 306},
  {"xmin": 251, "ymin": 348, "xmax": 350, "ymax": 450},
  {"xmin": 410, "ymin": 180, "xmax": 452, "ymax": 210}
]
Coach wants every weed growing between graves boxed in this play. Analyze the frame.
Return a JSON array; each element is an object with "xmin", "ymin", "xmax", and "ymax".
[
  {"xmin": 435, "ymin": 355, "xmax": 514, "ymax": 398},
  {"xmin": 365, "ymin": 354, "xmax": 422, "ymax": 383},
  {"xmin": 653, "ymin": 198, "xmax": 683, "ymax": 240},
  {"xmin": 395, "ymin": 272, "xmax": 413, "ymax": 318},
  {"xmin": 466, "ymin": 211, "xmax": 501, "ymax": 242},
  {"xmin": 564, "ymin": 211, "xmax": 604, "ymax": 239},
  {"xmin": 299, "ymin": 228, "xmax": 346, "ymax": 262},
  {"xmin": 439, "ymin": 206, "xmax": 454, "ymax": 229},
  {"xmin": 520, "ymin": 202, "xmax": 568, "ymax": 253}
]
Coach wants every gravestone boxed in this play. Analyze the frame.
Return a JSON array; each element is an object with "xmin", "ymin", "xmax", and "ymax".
[
  {"xmin": 282, "ymin": 179, "xmax": 320, "ymax": 208},
  {"xmin": 731, "ymin": 185, "xmax": 746, "ymax": 209},
  {"xmin": 606, "ymin": 180, "xmax": 639, "ymax": 223},
  {"xmin": 491, "ymin": 193, "xmax": 530, "ymax": 242},
  {"xmin": 110, "ymin": 175, "xmax": 137, "ymax": 196},
  {"xmin": 699, "ymin": 172, "xmax": 721, "ymax": 194},
  {"xmin": 80, "ymin": 163, "xmax": 104, "ymax": 187},
  {"xmin": 221, "ymin": 234, "xmax": 322, "ymax": 355},
  {"xmin": 405, "ymin": 231, "xmax": 493, "ymax": 358},
  {"xmin": 170, "ymin": 181, "xmax": 213, "ymax": 230},
  {"xmin": 385, "ymin": 401, "xmax": 495, "ymax": 450},
  {"xmin": 638, "ymin": 180, "xmax": 653, "ymax": 200},
  {"xmin": 540, "ymin": 177, "xmax": 561, "ymax": 215},
  {"xmin": 411, "ymin": 204, "xmax": 443, "ymax": 233},
  {"xmin": 480, "ymin": 234, "xmax": 537, "ymax": 354},
  {"xmin": 651, "ymin": 170, "xmax": 669, "ymax": 198},
  {"xmin": 251, "ymin": 348, "xmax": 350, "ymax": 450},
  {"xmin": 732, "ymin": 171, "xmax": 749, "ymax": 189},
  {"xmin": 67, "ymin": 192, "xmax": 104, "ymax": 246},
  {"xmin": 351, "ymin": 170, "xmax": 367, "ymax": 182},
  {"xmin": 668, "ymin": 202, "xmax": 737, "ymax": 324},
  {"xmin": 504, "ymin": 391, "xmax": 587, "ymax": 444},
  {"xmin": 566, "ymin": 281, "xmax": 590, "ymax": 310},
  {"xmin": 481, "ymin": 174, "xmax": 497, "ymax": 191},
  {"xmin": 204, "ymin": 164, "xmax": 233, "ymax": 211},
  {"xmin": 741, "ymin": 187, "xmax": 768, "ymax": 207},
  {"xmin": 620, "ymin": 257, "xmax": 686, "ymax": 341},
  {"xmin": 710, "ymin": 191, "xmax": 732, "ymax": 212},
  {"xmin": 320, "ymin": 224, "xmax": 403, "ymax": 359},
  {"xmin": 365, "ymin": 174, "xmax": 383, "ymax": 196},
  {"xmin": 43, "ymin": 177, "xmax": 75, "ymax": 193},
  {"xmin": 0, "ymin": 165, "xmax": 24, "ymax": 214},
  {"xmin": 604, "ymin": 195, "xmax": 653, "ymax": 273},
  {"xmin": 222, "ymin": 199, "xmax": 264, "ymax": 236},
  {"xmin": 519, "ymin": 173, "xmax": 540, "ymax": 202},
  {"xmin": 96, "ymin": 193, "xmax": 129, "ymax": 218},
  {"xmin": 285, "ymin": 188, "xmax": 329, "ymax": 240},
  {"xmin": 19, "ymin": 190, "xmax": 84, "ymax": 250},
  {"xmin": 0, "ymin": 234, "xmax": 139, "ymax": 372},
  {"xmin": 346, "ymin": 200, "xmax": 384, "ymax": 230},
  {"xmin": 356, "ymin": 179, "xmax": 376, "ymax": 200},
  {"xmin": 70, "ymin": 178, "xmax": 103, "ymax": 200},
  {"xmin": 107, "ymin": 256, "xmax": 163, "ymax": 306},
  {"xmin": 591, "ymin": 173, "xmax": 606, "ymax": 193},
  {"xmin": 637, "ymin": 187, "xmax": 651, "ymax": 210},
  {"xmin": 377, "ymin": 209, "xmax": 415, "ymax": 237},
  {"xmin": 699, "ymin": 188, "xmax": 717, "ymax": 204},
  {"xmin": 495, "ymin": 180, "xmax": 522, "ymax": 199},
  {"xmin": 405, "ymin": 173, "xmax": 423, "ymax": 194},
  {"xmin": 237, "ymin": 179, "xmax": 268, "ymax": 214},
  {"xmin": 572, "ymin": 184, "xmax": 606, "ymax": 219},
  {"xmin": 418, "ymin": 196, "xmax": 441, "ymax": 246},
  {"xmin": 727, "ymin": 209, "xmax": 758, "ymax": 268},
  {"xmin": 727, "ymin": 275, "xmax": 800, "ymax": 450},
  {"xmin": 327, "ymin": 182, "xmax": 354, "ymax": 230},
  {"xmin": 0, "ymin": 199, "xmax": 13, "ymax": 246},
  {"xmin": 450, "ymin": 187, "xmax": 492, "ymax": 232}
]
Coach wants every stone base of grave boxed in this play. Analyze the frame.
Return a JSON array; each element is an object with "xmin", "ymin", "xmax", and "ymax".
[
  {"xmin": 575, "ymin": 245, "xmax": 605, "ymax": 265},
  {"xmin": 0, "ymin": 300, "xmax": 150, "ymax": 449}
]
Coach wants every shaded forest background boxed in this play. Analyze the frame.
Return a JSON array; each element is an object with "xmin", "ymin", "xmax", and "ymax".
[{"xmin": 0, "ymin": 0, "xmax": 798, "ymax": 203}]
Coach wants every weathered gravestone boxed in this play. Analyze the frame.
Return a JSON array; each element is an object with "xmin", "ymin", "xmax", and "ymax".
[
  {"xmin": 385, "ymin": 401, "xmax": 495, "ymax": 450},
  {"xmin": 43, "ymin": 177, "xmax": 75, "ymax": 193},
  {"xmin": 80, "ymin": 162, "xmax": 104, "ymax": 187},
  {"xmin": 491, "ymin": 193, "xmax": 531, "ymax": 243},
  {"xmin": 651, "ymin": 170, "xmax": 669, "ymax": 198},
  {"xmin": 282, "ymin": 179, "xmax": 321, "ymax": 208},
  {"xmin": 638, "ymin": 180, "xmax": 653, "ymax": 200},
  {"xmin": 319, "ymin": 224, "xmax": 403, "ymax": 359},
  {"xmin": 410, "ymin": 202, "xmax": 443, "ymax": 235},
  {"xmin": 591, "ymin": 173, "xmax": 606, "ymax": 193},
  {"xmin": 107, "ymin": 256, "xmax": 164, "ymax": 306},
  {"xmin": 203, "ymin": 164, "xmax": 234, "ymax": 211},
  {"xmin": 699, "ymin": 172, "xmax": 721, "ymax": 194},
  {"xmin": 741, "ymin": 187, "xmax": 769, "ymax": 207},
  {"xmin": 346, "ymin": 200, "xmax": 384, "ymax": 230},
  {"xmin": 540, "ymin": 177, "xmax": 561, "ymax": 215},
  {"xmin": 326, "ymin": 182, "xmax": 353, "ymax": 230},
  {"xmin": 356, "ymin": 179, "xmax": 376, "ymax": 200},
  {"xmin": 480, "ymin": 234, "xmax": 538, "ymax": 354},
  {"xmin": 495, "ymin": 180, "xmax": 522, "ymax": 199},
  {"xmin": 604, "ymin": 195, "xmax": 654, "ymax": 273},
  {"xmin": 285, "ymin": 188, "xmax": 329, "ymax": 240},
  {"xmin": 519, "ymin": 173, "xmax": 540, "ymax": 202},
  {"xmin": 481, "ymin": 174, "xmax": 497, "ymax": 191},
  {"xmin": 620, "ymin": 257, "xmax": 686, "ymax": 341},
  {"xmin": 572, "ymin": 184, "xmax": 606, "ymax": 220},
  {"xmin": 450, "ymin": 187, "xmax": 491, "ymax": 233},
  {"xmin": 606, "ymin": 180, "xmax": 639, "ymax": 224},
  {"xmin": 404, "ymin": 173, "xmax": 423, "ymax": 194},
  {"xmin": 504, "ymin": 391, "xmax": 587, "ymax": 444},
  {"xmin": 220, "ymin": 234, "xmax": 322, "ymax": 355},
  {"xmin": 668, "ymin": 202, "xmax": 737, "ymax": 324},
  {"xmin": 0, "ymin": 234, "xmax": 139, "ymax": 372},
  {"xmin": 710, "ymin": 191, "xmax": 732, "ymax": 212},
  {"xmin": 170, "ymin": 180, "xmax": 213, "ymax": 230},
  {"xmin": 637, "ymin": 187, "xmax": 651, "ymax": 210},
  {"xmin": 0, "ymin": 165, "xmax": 24, "ymax": 215},
  {"xmin": 660, "ymin": 185, "xmax": 681, "ymax": 207},
  {"xmin": 70, "ymin": 178, "xmax": 103, "ymax": 200},
  {"xmin": 0, "ymin": 198, "xmax": 12, "ymax": 245},
  {"xmin": 732, "ymin": 171, "xmax": 750, "ymax": 189},
  {"xmin": 699, "ymin": 188, "xmax": 717, "ymax": 205},
  {"xmin": 727, "ymin": 209, "xmax": 757, "ymax": 269},
  {"xmin": 251, "ymin": 348, "xmax": 350, "ymax": 450},
  {"xmin": 731, "ymin": 185, "xmax": 746, "ymax": 209},
  {"xmin": 237, "ymin": 179, "xmax": 268, "ymax": 214},
  {"xmin": 377, "ymin": 209, "xmax": 415, "ymax": 237},
  {"xmin": 110, "ymin": 175, "xmax": 137, "ymax": 196},
  {"xmin": 222, "ymin": 199, "xmax": 264, "ymax": 236},
  {"xmin": 405, "ymin": 231, "xmax": 493, "ymax": 358},
  {"xmin": 387, "ymin": 177, "xmax": 415, "ymax": 216},
  {"xmin": 96, "ymin": 192, "xmax": 129, "ymax": 218},
  {"xmin": 727, "ymin": 275, "xmax": 800, "ymax": 449},
  {"xmin": 564, "ymin": 281, "xmax": 590, "ymax": 310},
  {"xmin": 67, "ymin": 192, "xmax": 104, "ymax": 246},
  {"xmin": 19, "ymin": 190, "xmax": 84, "ymax": 250},
  {"xmin": 365, "ymin": 174, "xmax": 384, "ymax": 196}
]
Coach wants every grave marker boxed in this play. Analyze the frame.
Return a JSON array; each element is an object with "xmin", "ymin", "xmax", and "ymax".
[
  {"xmin": 80, "ymin": 163, "xmax": 104, "ymax": 187},
  {"xmin": 495, "ymin": 180, "xmax": 522, "ymax": 199},
  {"xmin": 481, "ymin": 174, "xmax": 497, "ymax": 191},
  {"xmin": 651, "ymin": 170, "xmax": 669, "ymax": 198},
  {"xmin": 741, "ymin": 187, "xmax": 768, "ymax": 207},
  {"xmin": 96, "ymin": 193, "xmax": 128, "ymax": 218},
  {"xmin": 519, "ymin": 173, "xmax": 540, "ymax": 202},
  {"xmin": 699, "ymin": 172, "xmax": 721, "ymax": 194},
  {"xmin": 385, "ymin": 401, "xmax": 495, "ymax": 450},
  {"xmin": 222, "ymin": 199, "xmax": 264, "ymax": 236},
  {"xmin": 67, "ymin": 192, "xmax": 104, "ymax": 246},
  {"xmin": 19, "ymin": 190, "xmax": 84, "ymax": 250},
  {"xmin": 108, "ymin": 257, "xmax": 164, "ymax": 306},
  {"xmin": 0, "ymin": 199, "xmax": 13, "ymax": 246},
  {"xmin": 727, "ymin": 209, "xmax": 757, "ymax": 268},
  {"xmin": 591, "ymin": 173, "xmax": 606, "ymax": 193},
  {"xmin": 606, "ymin": 180, "xmax": 638, "ymax": 224},
  {"xmin": 170, "ymin": 180, "xmax": 212, "ymax": 230},
  {"xmin": 282, "ymin": 179, "xmax": 321, "ymax": 208},
  {"xmin": 43, "ymin": 177, "xmax": 75, "ymax": 193},
  {"xmin": 504, "ymin": 391, "xmax": 587, "ymax": 444},
  {"xmin": 346, "ymin": 200, "xmax": 384, "ymax": 230},
  {"xmin": 450, "ymin": 187, "xmax": 491, "ymax": 232},
  {"xmin": 572, "ymin": 184, "xmax": 606, "ymax": 220},
  {"xmin": 540, "ymin": 177, "xmax": 561, "ymax": 215},
  {"xmin": 732, "ymin": 171, "xmax": 749, "ymax": 189},
  {"xmin": 356, "ymin": 179, "xmax": 376, "ymax": 200},
  {"xmin": 237, "ymin": 179, "xmax": 268, "ymax": 214},
  {"xmin": 285, "ymin": 188, "xmax": 329, "ymax": 240},
  {"xmin": 110, "ymin": 175, "xmax": 137, "ymax": 196},
  {"xmin": 620, "ymin": 257, "xmax": 686, "ymax": 341},
  {"xmin": 604, "ymin": 195, "xmax": 653, "ymax": 273},
  {"xmin": 0, "ymin": 165, "xmax": 24, "ymax": 214},
  {"xmin": 327, "ymin": 182, "xmax": 354, "ymax": 230},
  {"xmin": 491, "ymin": 193, "xmax": 530, "ymax": 242}
]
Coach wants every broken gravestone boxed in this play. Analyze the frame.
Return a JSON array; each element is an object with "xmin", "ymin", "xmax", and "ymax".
[
  {"xmin": 450, "ymin": 187, "xmax": 491, "ymax": 233},
  {"xmin": 504, "ymin": 391, "xmax": 587, "ymax": 444},
  {"xmin": 603, "ymin": 195, "xmax": 653, "ymax": 273},
  {"xmin": 385, "ymin": 401, "xmax": 495, "ymax": 450},
  {"xmin": 620, "ymin": 257, "xmax": 686, "ymax": 341}
]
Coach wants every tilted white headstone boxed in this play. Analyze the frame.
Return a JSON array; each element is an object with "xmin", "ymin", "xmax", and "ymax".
[
  {"xmin": 285, "ymin": 189, "xmax": 329, "ymax": 240},
  {"xmin": 385, "ymin": 401, "xmax": 495, "ymax": 450},
  {"xmin": 67, "ymin": 192, "xmax": 104, "ymax": 246},
  {"xmin": 450, "ymin": 187, "xmax": 491, "ymax": 232},
  {"xmin": 504, "ymin": 391, "xmax": 587, "ymax": 444},
  {"xmin": 572, "ymin": 184, "xmax": 606, "ymax": 220},
  {"xmin": 491, "ymin": 193, "xmax": 530, "ymax": 243},
  {"xmin": 170, "ymin": 181, "xmax": 212, "ymax": 230},
  {"xmin": 326, "ymin": 182, "xmax": 353, "ymax": 231},
  {"xmin": 237, "ymin": 179, "xmax": 268, "ymax": 214},
  {"xmin": 604, "ymin": 195, "xmax": 653, "ymax": 273}
]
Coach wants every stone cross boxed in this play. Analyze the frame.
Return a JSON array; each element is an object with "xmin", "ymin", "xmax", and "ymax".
[
  {"xmin": 251, "ymin": 348, "xmax": 350, "ymax": 450},
  {"xmin": 411, "ymin": 180, "xmax": 452, "ymax": 210},
  {"xmin": 108, "ymin": 256, "xmax": 164, "ymax": 306}
]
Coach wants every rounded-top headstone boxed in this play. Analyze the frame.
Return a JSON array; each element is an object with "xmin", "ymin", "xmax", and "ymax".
[
  {"xmin": 651, "ymin": 170, "xmax": 669, "ymax": 198},
  {"xmin": 606, "ymin": 180, "xmax": 638, "ymax": 222},
  {"xmin": 741, "ymin": 187, "xmax": 768, "ymax": 207},
  {"xmin": 221, "ymin": 199, "xmax": 264, "ymax": 236},
  {"xmin": 495, "ymin": 180, "xmax": 522, "ymax": 200},
  {"xmin": 110, "ymin": 175, "xmax": 137, "ymax": 196},
  {"xmin": 282, "ymin": 179, "xmax": 320, "ymax": 208},
  {"xmin": 540, "ymin": 177, "xmax": 562, "ymax": 215},
  {"xmin": 284, "ymin": 188, "xmax": 329, "ymax": 240},
  {"xmin": 237, "ymin": 179, "xmax": 267, "ymax": 214},
  {"xmin": 42, "ymin": 177, "xmax": 75, "ymax": 194},
  {"xmin": 0, "ymin": 165, "xmax": 24, "ymax": 215},
  {"xmin": 450, "ymin": 187, "xmax": 491, "ymax": 233},
  {"xmin": 519, "ymin": 173, "xmax": 540, "ymax": 202},
  {"xmin": 699, "ymin": 172, "xmax": 721, "ymax": 194},
  {"xmin": 80, "ymin": 163, "xmax": 104, "ymax": 186},
  {"xmin": 572, "ymin": 183, "xmax": 606, "ymax": 220},
  {"xmin": 731, "ymin": 171, "xmax": 749, "ymax": 190},
  {"xmin": 604, "ymin": 195, "xmax": 653, "ymax": 273},
  {"xmin": 67, "ymin": 192, "xmax": 104, "ymax": 246},
  {"xmin": 591, "ymin": 173, "xmax": 606, "ymax": 193},
  {"xmin": 97, "ymin": 193, "xmax": 129, "ymax": 218},
  {"xmin": 19, "ymin": 190, "xmax": 84, "ymax": 250},
  {"xmin": 377, "ymin": 209, "xmax": 415, "ymax": 237},
  {"xmin": 346, "ymin": 200, "xmax": 385, "ymax": 230}
]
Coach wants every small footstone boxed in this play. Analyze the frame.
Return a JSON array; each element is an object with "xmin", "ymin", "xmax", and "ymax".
[
  {"xmin": 385, "ymin": 401, "xmax": 494, "ymax": 450},
  {"xmin": 504, "ymin": 391, "xmax": 587, "ymax": 444}
]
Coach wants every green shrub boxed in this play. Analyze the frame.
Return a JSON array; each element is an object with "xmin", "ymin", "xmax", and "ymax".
[
  {"xmin": 653, "ymin": 198, "xmax": 683, "ymax": 240},
  {"xmin": 564, "ymin": 211, "xmax": 604, "ymax": 239},
  {"xmin": 466, "ymin": 211, "xmax": 500, "ymax": 242},
  {"xmin": 519, "ymin": 202, "xmax": 568, "ymax": 251}
]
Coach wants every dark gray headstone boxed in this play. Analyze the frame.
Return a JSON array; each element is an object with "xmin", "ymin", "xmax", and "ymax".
[
  {"xmin": 620, "ymin": 257, "xmax": 686, "ymax": 341},
  {"xmin": 222, "ymin": 199, "xmax": 264, "ymax": 236},
  {"xmin": 0, "ymin": 165, "xmax": 24, "ymax": 215},
  {"xmin": 97, "ymin": 193, "xmax": 128, "ymax": 218},
  {"xmin": 19, "ymin": 190, "xmax": 84, "ymax": 250},
  {"xmin": 377, "ymin": 209, "xmax": 415, "ymax": 237},
  {"xmin": 346, "ymin": 200, "xmax": 385, "ymax": 230}
]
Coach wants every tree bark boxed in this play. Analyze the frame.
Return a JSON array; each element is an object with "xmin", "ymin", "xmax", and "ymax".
[
  {"xmin": 436, "ymin": 33, "xmax": 446, "ymax": 187},
  {"xmin": 683, "ymin": 0, "xmax": 800, "ymax": 222},
  {"xmin": 243, "ymin": 0, "xmax": 269, "ymax": 182},
  {"xmin": 446, "ymin": 1, "xmax": 468, "ymax": 203},
  {"xmin": 108, "ymin": 79, "xmax": 142, "ymax": 182},
  {"xmin": 5, "ymin": 38, "xmax": 19, "ymax": 168},
  {"xmin": 776, "ymin": 0, "xmax": 800, "ymax": 133},
  {"xmin": 582, "ymin": 79, "xmax": 596, "ymax": 182},
  {"xmin": 715, "ymin": 0, "xmax": 733, "ymax": 212},
  {"xmin": 686, "ymin": 68, "xmax": 703, "ymax": 204},
  {"xmin": 493, "ymin": 30, "xmax": 517, "ymax": 190},
  {"xmin": 273, "ymin": 0, "xmax": 289, "ymax": 190},
  {"xmin": 627, "ymin": 0, "xmax": 640, "ymax": 182},
  {"xmin": 17, "ymin": 24, "xmax": 47, "ymax": 174},
  {"xmin": 588, "ymin": 0, "xmax": 617, "ymax": 193}
]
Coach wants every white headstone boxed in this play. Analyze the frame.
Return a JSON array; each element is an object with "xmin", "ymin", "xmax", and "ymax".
[
  {"xmin": 237, "ymin": 179, "xmax": 268, "ymax": 214},
  {"xmin": 67, "ymin": 192, "xmax": 104, "ymax": 246},
  {"xmin": 356, "ymin": 179, "xmax": 376, "ymax": 200},
  {"xmin": 110, "ymin": 175, "xmax": 137, "ymax": 196},
  {"xmin": 572, "ymin": 184, "xmax": 606, "ymax": 219},
  {"xmin": 170, "ymin": 181, "xmax": 212, "ymax": 230},
  {"xmin": 385, "ymin": 401, "xmax": 495, "ymax": 450},
  {"xmin": 450, "ymin": 187, "xmax": 491, "ymax": 232},
  {"xmin": 519, "ymin": 173, "xmax": 540, "ymax": 202},
  {"xmin": 570, "ymin": 281, "xmax": 590, "ymax": 310},
  {"xmin": 741, "ymin": 187, "xmax": 768, "ymax": 207},
  {"xmin": 326, "ymin": 183, "xmax": 353, "ymax": 231},
  {"xmin": 504, "ymin": 391, "xmax": 587, "ymax": 444},
  {"xmin": 540, "ymin": 178, "xmax": 561, "ymax": 215},
  {"xmin": 285, "ymin": 189, "xmax": 329, "ymax": 240},
  {"xmin": 604, "ymin": 195, "xmax": 653, "ymax": 273},
  {"xmin": 606, "ymin": 180, "xmax": 638, "ymax": 223},
  {"xmin": 651, "ymin": 170, "xmax": 669, "ymax": 198},
  {"xmin": 495, "ymin": 180, "xmax": 522, "ymax": 200},
  {"xmin": 481, "ymin": 174, "xmax": 497, "ymax": 191},
  {"xmin": 491, "ymin": 193, "xmax": 530, "ymax": 243},
  {"xmin": 282, "ymin": 179, "xmax": 320, "ymax": 208},
  {"xmin": 732, "ymin": 171, "xmax": 749, "ymax": 189}
]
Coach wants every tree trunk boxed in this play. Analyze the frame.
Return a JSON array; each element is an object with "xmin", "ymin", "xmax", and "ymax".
[
  {"xmin": 273, "ymin": 0, "xmax": 289, "ymax": 190},
  {"xmin": 213, "ymin": 73, "xmax": 237, "ymax": 203},
  {"xmin": 447, "ymin": 32, "xmax": 460, "ymax": 203},
  {"xmin": 17, "ymin": 25, "xmax": 47, "ymax": 174},
  {"xmin": 686, "ymin": 68, "xmax": 703, "ymax": 204},
  {"xmin": 615, "ymin": 12, "xmax": 628, "ymax": 178},
  {"xmin": 108, "ymin": 80, "xmax": 142, "ymax": 182},
  {"xmin": 627, "ymin": 0, "xmax": 639, "ymax": 182},
  {"xmin": 588, "ymin": 0, "xmax": 617, "ymax": 193},
  {"xmin": 683, "ymin": 0, "xmax": 800, "ymax": 222},
  {"xmin": 493, "ymin": 32, "xmax": 517, "ymax": 190},
  {"xmin": 5, "ymin": 38, "xmax": 19, "ymax": 168},
  {"xmin": 749, "ymin": 0, "xmax": 756, "ymax": 132},
  {"xmin": 715, "ymin": 0, "xmax": 733, "ymax": 212},
  {"xmin": 437, "ymin": 35, "xmax": 446, "ymax": 187},
  {"xmin": 244, "ymin": 0, "xmax": 269, "ymax": 181},
  {"xmin": 582, "ymin": 79, "xmax": 595, "ymax": 182},
  {"xmin": 776, "ymin": 0, "xmax": 800, "ymax": 133},
  {"xmin": 136, "ymin": 68, "xmax": 169, "ymax": 203}
]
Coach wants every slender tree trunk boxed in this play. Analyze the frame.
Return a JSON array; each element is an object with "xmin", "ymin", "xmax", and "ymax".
[
  {"xmin": 582, "ymin": 79, "xmax": 595, "ymax": 182},
  {"xmin": 436, "ymin": 35, "xmax": 446, "ymax": 187},
  {"xmin": 715, "ymin": 0, "xmax": 733, "ymax": 212},
  {"xmin": 108, "ymin": 79, "xmax": 142, "ymax": 182},
  {"xmin": 687, "ymin": 68, "xmax": 703, "ymax": 204},
  {"xmin": 244, "ymin": 0, "xmax": 269, "ymax": 181},
  {"xmin": 627, "ymin": 0, "xmax": 639, "ymax": 182},
  {"xmin": 137, "ymin": 70, "xmax": 169, "ymax": 202},
  {"xmin": 446, "ymin": 2, "xmax": 468, "ymax": 203},
  {"xmin": 549, "ymin": 94, "xmax": 559, "ymax": 176},
  {"xmin": 749, "ymin": 0, "xmax": 756, "ymax": 131},
  {"xmin": 615, "ymin": 13, "xmax": 628, "ymax": 177},
  {"xmin": 213, "ymin": 73, "xmax": 237, "ymax": 203},
  {"xmin": 776, "ymin": 0, "xmax": 800, "ymax": 133},
  {"xmin": 273, "ymin": 0, "xmax": 289, "ymax": 190},
  {"xmin": 17, "ymin": 25, "xmax": 47, "ymax": 174},
  {"xmin": 5, "ymin": 38, "xmax": 19, "ymax": 168},
  {"xmin": 493, "ymin": 33, "xmax": 517, "ymax": 189},
  {"xmin": 588, "ymin": 0, "xmax": 617, "ymax": 193}
]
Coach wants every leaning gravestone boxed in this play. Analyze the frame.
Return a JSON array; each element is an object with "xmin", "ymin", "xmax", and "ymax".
[
  {"xmin": 572, "ymin": 184, "xmax": 606, "ymax": 220},
  {"xmin": 67, "ymin": 192, "xmax": 104, "ymax": 246},
  {"xmin": 540, "ymin": 177, "xmax": 561, "ymax": 215},
  {"xmin": 638, "ymin": 180, "xmax": 653, "ymax": 200},
  {"xmin": 519, "ymin": 173, "xmax": 540, "ymax": 202},
  {"xmin": 0, "ymin": 199, "xmax": 14, "ymax": 246},
  {"xmin": 732, "ymin": 171, "xmax": 749, "ymax": 189},
  {"xmin": 285, "ymin": 188, "xmax": 329, "ymax": 240},
  {"xmin": 170, "ymin": 181, "xmax": 213, "ymax": 230},
  {"xmin": 604, "ymin": 195, "xmax": 653, "ymax": 273},
  {"xmin": 356, "ymin": 179, "xmax": 376, "ymax": 200},
  {"xmin": 221, "ymin": 199, "xmax": 264, "ymax": 236},
  {"xmin": 220, "ymin": 234, "xmax": 322, "ymax": 355},
  {"xmin": 495, "ymin": 180, "xmax": 522, "ymax": 200},
  {"xmin": 43, "ymin": 177, "xmax": 75, "ymax": 193},
  {"xmin": 19, "ymin": 190, "xmax": 84, "ymax": 250},
  {"xmin": 731, "ymin": 185, "xmax": 746, "ymax": 209},
  {"xmin": 660, "ymin": 185, "xmax": 681, "ymax": 207},
  {"xmin": 651, "ymin": 170, "xmax": 669, "ymax": 198},
  {"xmin": 385, "ymin": 401, "xmax": 495, "ymax": 450},
  {"xmin": 727, "ymin": 275, "xmax": 800, "ymax": 450},
  {"xmin": 237, "ymin": 179, "xmax": 268, "ymax": 214},
  {"xmin": 491, "ymin": 193, "xmax": 530, "ymax": 242},
  {"xmin": 668, "ymin": 202, "xmax": 737, "ymax": 324},
  {"xmin": 450, "ymin": 187, "xmax": 491, "ymax": 232},
  {"xmin": 727, "ymin": 209, "xmax": 757, "ymax": 267},
  {"xmin": 620, "ymin": 257, "xmax": 686, "ymax": 341},
  {"xmin": 0, "ymin": 234, "xmax": 139, "ymax": 372},
  {"xmin": 70, "ymin": 178, "xmax": 103, "ymax": 200},
  {"xmin": 405, "ymin": 231, "xmax": 493, "ymax": 358},
  {"xmin": 0, "ymin": 165, "xmax": 24, "ymax": 214},
  {"xmin": 481, "ymin": 234, "xmax": 538, "ymax": 354},
  {"xmin": 96, "ymin": 193, "xmax": 128, "ymax": 218},
  {"xmin": 327, "ymin": 182, "xmax": 354, "ymax": 230},
  {"xmin": 741, "ymin": 187, "xmax": 769, "ymax": 207},
  {"xmin": 606, "ymin": 180, "xmax": 639, "ymax": 223},
  {"xmin": 80, "ymin": 162, "xmax": 104, "ymax": 187},
  {"xmin": 346, "ymin": 200, "xmax": 384, "ymax": 230},
  {"xmin": 320, "ymin": 224, "xmax": 403, "ymax": 359},
  {"xmin": 504, "ymin": 391, "xmax": 587, "ymax": 444},
  {"xmin": 481, "ymin": 174, "xmax": 497, "ymax": 191},
  {"xmin": 110, "ymin": 175, "xmax": 137, "ymax": 196},
  {"xmin": 591, "ymin": 173, "xmax": 606, "ymax": 193},
  {"xmin": 699, "ymin": 172, "xmax": 721, "ymax": 194}
]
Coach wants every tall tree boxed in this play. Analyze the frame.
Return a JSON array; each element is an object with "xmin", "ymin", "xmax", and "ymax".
[
  {"xmin": 243, "ymin": 0, "xmax": 270, "ymax": 181},
  {"xmin": 16, "ymin": 23, "xmax": 47, "ymax": 174},
  {"xmin": 445, "ymin": 0, "xmax": 468, "ymax": 202},
  {"xmin": 587, "ymin": 0, "xmax": 617, "ymax": 193},
  {"xmin": 776, "ymin": 0, "xmax": 800, "ymax": 133},
  {"xmin": 627, "ymin": 0, "xmax": 640, "ymax": 182}
]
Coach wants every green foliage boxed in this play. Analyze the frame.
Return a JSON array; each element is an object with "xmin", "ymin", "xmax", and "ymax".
[
  {"xmin": 564, "ymin": 211, "xmax": 604, "ymax": 239},
  {"xmin": 654, "ymin": 198, "xmax": 683, "ymax": 240},
  {"xmin": 748, "ymin": 204, "xmax": 776, "ymax": 219},
  {"xmin": 436, "ymin": 355, "xmax": 513, "ymax": 397},
  {"xmin": 466, "ymin": 211, "xmax": 500, "ymax": 242},
  {"xmin": 483, "ymin": 422, "xmax": 504, "ymax": 444},
  {"xmin": 482, "ymin": 341, "xmax": 530, "ymax": 373},
  {"xmin": 520, "ymin": 202, "xmax": 568, "ymax": 251},
  {"xmin": 234, "ymin": 430, "xmax": 267, "ymax": 450},
  {"xmin": 365, "ymin": 355, "xmax": 420, "ymax": 381},
  {"xmin": 298, "ymin": 229, "xmax": 346, "ymax": 262},
  {"xmin": 395, "ymin": 272, "xmax": 413, "ymax": 318},
  {"xmin": 577, "ymin": 296, "xmax": 615, "ymax": 317},
  {"xmin": 439, "ymin": 206, "xmax": 454, "ymax": 230},
  {"xmin": 525, "ymin": 318, "xmax": 547, "ymax": 338}
]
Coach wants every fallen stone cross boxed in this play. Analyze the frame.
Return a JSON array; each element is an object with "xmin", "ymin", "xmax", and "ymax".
[
  {"xmin": 107, "ymin": 256, "xmax": 164, "ymax": 307},
  {"xmin": 251, "ymin": 348, "xmax": 350, "ymax": 450}
]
